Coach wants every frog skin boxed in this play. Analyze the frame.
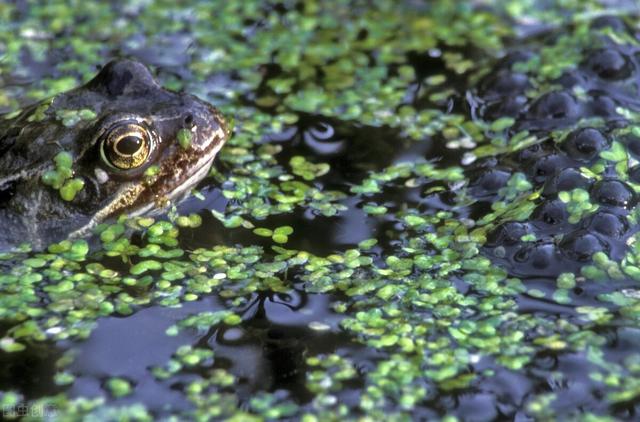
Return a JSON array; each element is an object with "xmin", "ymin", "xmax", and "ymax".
[{"xmin": 0, "ymin": 59, "xmax": 229, "ymax": 249}]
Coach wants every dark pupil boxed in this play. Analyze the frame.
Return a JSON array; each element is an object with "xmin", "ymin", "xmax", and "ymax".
[{"xmin": 115, "ymin": 136, "xmax": 143, "ymax": 155}]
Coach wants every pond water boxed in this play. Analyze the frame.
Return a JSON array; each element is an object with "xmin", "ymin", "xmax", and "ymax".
[{"xmin": 2, "ymin": 1, "xmax": 640, "ymax": 420}]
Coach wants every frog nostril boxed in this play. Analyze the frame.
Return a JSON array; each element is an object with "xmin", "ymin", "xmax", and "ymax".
[{"xmin": 184, "ymin": 114, "xmax": 194, "ymax": 125}]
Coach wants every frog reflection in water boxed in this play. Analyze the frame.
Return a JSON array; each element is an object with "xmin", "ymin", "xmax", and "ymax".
[{"xmin": 0, "ymin": 59, "xmax": 228, "ymax": 248}]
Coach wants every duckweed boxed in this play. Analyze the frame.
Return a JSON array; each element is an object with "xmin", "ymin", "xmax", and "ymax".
[
  {"xmin": 41, "ymin": 151, "xmax": 86, "ymax": 200},
  {"xmin": 177, "ymin": 128, "xmax": 193, "ymax": 150},
  {"xmin": 56, "ymin": 108, "xmax": 97, "ymax": 127}
]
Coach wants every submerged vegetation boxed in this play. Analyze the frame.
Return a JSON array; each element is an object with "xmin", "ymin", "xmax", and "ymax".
[{"xmin": 2, "ymin": 0, "xmax": 640, "ymax": 420}]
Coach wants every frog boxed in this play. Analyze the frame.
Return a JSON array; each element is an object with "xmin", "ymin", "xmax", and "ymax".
[{"xmin": 0, "ymin": 59, "xmax": 229, "ymax": 249}]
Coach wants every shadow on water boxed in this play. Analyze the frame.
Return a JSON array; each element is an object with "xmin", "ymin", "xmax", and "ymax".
[
  {"xmin": 0, "ymin": 341, "xmax": 63, "ymax": 399},
  {"xmin": 65, "ymin": 289, "xmax": 366, "ymax": 415},
  {"xmin": 67, "ymin": 299, "xmax": 218, "ymax": 413}
]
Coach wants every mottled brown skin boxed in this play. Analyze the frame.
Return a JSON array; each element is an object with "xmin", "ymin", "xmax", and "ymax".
[{"xmin": 0, "ymin": 59, "xmax": 228, "ymax": 248}]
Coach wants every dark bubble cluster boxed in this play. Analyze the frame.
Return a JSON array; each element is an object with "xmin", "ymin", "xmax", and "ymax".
[{"xmin": 471, "ymin": 18, "xmax": 640, "ymax": 278}]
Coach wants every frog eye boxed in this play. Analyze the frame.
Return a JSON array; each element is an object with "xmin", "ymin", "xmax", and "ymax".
[{"xmin": 100, "ymin": 123, "xmax": 153, "ymax": 170}]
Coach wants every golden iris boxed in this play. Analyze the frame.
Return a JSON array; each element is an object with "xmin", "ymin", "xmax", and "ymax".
[{"xmin": 100, "ymin": 123, "xmax": 152, "ymax": 170}]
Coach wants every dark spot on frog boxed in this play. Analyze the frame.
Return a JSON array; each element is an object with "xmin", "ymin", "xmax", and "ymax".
[
  {"xmin": 583, "ymin": 49, "xmax": 633, "ymax": 80},
  {"xmin": 590, "ymin": 179, "xmax": 637, "ymax": 209},
  {"xmin": 529, "ymin": 154, "xmax": 570, "ymax": 184},
  {"xmin": 0, "ymin": 181, "xmax": 17, "ymax": 205},
  {"xmin": 555, "ymin": 69, "xmax": 588, "ymax": 88},
  {"xmin": 467, "ymin": 167, "xmax": 511, "ymax": 198},
  {"xmin": 561, "ymin": 128, "xmax": 609, "ymax": 162},
  {"xmin": 479, "ymin": 70, "xmax": 529, "ymax": 97},
  {"xmin": 559, "ymin": 230, "xmax": 608, "ymax": 262},
  {"xmin": 514, "ymin": 140, "xmax": 553, "ymax": 164},
  {"xmin": 482, "ymin": 95, "xmax": 528, "ymax": 120},
  {"xmin": 513, "ymin": 241, "xmax": 558, "ymax": 271},
  {"xmin": 629, "ymin": 165, "xmax": 640, "ymax": 184},
  {"xmin": 583, "ymin": 211, "xmax": 629, "ymax": 239},
  {"xmin": 527, "ymin": 90, "xmax": 580, "ymax": 120},
  {"xmin": 495, "ymin": 50, "xmax": 536, "ymax": 70},
  {"xmin": 532, "ymin": 199, "xmax": 568, "ymax": 226},
  {"xmin": 589, "ymin": 94, "xmax": 619, "ymax": 118},
  {"xmin": 486, "ymin": 222, "xmax": 531, "ymax": 247},
  {"xmin": 622, "ymin": 133, "xmax": 640, "ymax": 159},
  {"xmin": 0, "ymin": 126, "xmax": 19, "ymax": 156},
  {"xmin": 590, "ymin": 15, "xmax": 628, "ymax": 32},
  {"xmin": 476, "ymin": 70, "xmax": 530, "ymax": 119},
  {"xmin": 542, "ymin": 167, "xmax": 592, "ymax": 196}
]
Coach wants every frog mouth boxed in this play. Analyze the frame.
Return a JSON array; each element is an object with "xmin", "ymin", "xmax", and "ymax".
[
  {"xmin": 163, "ymin": 143, "xmax": 222, "ymax": 203},
  {"xmin": 131, "ymin": 130, "xmax": 226, "ymax": 216}
]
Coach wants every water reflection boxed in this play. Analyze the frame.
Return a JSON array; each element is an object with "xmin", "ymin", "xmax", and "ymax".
[
  {"xmin": 211, "ymin": 290, "xmax": 347, "ymax": 403},
  {"xmin": 0, "ymin": 341, "xmax": 62, "ymax": 399},
  {"xmin": 66, "ymin": 289, "xmax": 348, "ymax": 413},
  {"xmin": 69, "ymin": 297, "xmax": 223, "ymax": 413}
]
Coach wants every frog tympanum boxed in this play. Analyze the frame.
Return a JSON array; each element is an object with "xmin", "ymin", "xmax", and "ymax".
[{"xmin": 0, "ymin": 59, "xmax": 228, "ymax": 248}]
